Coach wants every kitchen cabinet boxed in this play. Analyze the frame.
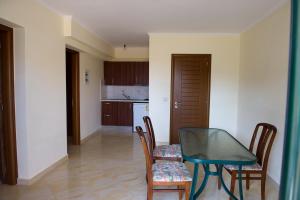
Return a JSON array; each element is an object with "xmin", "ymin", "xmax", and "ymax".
[
  {"xmin": 101, "ymin": 101, "xmax": 133, "ymax": 126},
  {"xmin": 104, "ymin": 61, "xmax": 149, "ymax": 86},
  {"xmin": 117, "ymin": 102, "xmax": 133, "ymax": 126},
  {"xmin": 101, "ymin": 101, "xmax": 118, "ymax": 125}
]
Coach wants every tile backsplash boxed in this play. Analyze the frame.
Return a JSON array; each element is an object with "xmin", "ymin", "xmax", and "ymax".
[{"xmin": 102, "ymin": 86, "xmax": 149, "ymax": 100}]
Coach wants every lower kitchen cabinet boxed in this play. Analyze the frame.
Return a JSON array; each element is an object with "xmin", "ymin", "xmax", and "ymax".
[{"xmin": 101, "ymin": 101, "xmax": 133, "ymax": 126}]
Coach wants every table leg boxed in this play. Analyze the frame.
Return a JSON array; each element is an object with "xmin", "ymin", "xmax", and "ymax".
[
  {"xmin": 193, "ymin": 164, "xmax": 210, "ymax": 199},
  {"xmin": 189, "ymin": 163, "xmax": 199, "ymax": 200},
  {"xmin": 218, "ymin": 165, "xmax": 238, "ymax": 200},
  {"xmin": 238, "ymin": 165, "xmax": 244, "ymax": 200}
]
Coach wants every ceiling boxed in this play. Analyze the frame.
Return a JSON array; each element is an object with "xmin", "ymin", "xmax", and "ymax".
[{"xmin": 40, "ymin": 0, "xmax": 287, "ymax": 47}]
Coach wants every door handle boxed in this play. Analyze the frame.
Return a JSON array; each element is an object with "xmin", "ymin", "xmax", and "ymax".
[{"xmin": 174, "ymin": 101, "xmax": 181, "ymax": 109}]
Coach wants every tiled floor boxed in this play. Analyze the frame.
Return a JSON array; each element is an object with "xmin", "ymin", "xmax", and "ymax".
[{"xmin": 0, "ymin": 126, "xmax": 279, "ymax": 200}]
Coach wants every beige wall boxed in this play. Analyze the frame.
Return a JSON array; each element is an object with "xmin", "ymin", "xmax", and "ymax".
[
  {"xmin": 64, "ymin": 17, "xmax": 114, "ymax": 60},
  {"xmin": 149, "ymin": 34, "xmax": 240, "ymax": 142},
  {"xmin": 80, "ymin": 53, "xmax": 103, "ymax": 140},
  {"xmin": 0, "ymin": 0, "xmax": 67, "ymax": 179},
  {"xmin": 113, "ymin": 47, "xmax": 149, "ymax": 61},
  {"xmin": 0, "ymin": 0, "xmax": 109, "ymax": 181},
  {"xmin": 237, "ymin": 3, "xmax": 290, "ymax": 184}
]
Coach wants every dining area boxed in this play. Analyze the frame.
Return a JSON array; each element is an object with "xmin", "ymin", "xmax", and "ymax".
[{"xmin": 136, "ymin": 116, "xmax": 277, "ymax": 200}]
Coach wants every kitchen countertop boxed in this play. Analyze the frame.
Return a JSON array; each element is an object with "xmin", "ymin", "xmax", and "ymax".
[{"xmin": 101, "ymin": 99, "xmax": 149, "ymax": 103}]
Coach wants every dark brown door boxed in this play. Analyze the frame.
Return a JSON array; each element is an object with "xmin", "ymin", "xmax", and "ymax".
[
  {"xmin": 0, "ymin": 24, "xmax": 17, "ymax": 185},
  {"xmin": 66, "ymin": 48, "xmax": 80, "ymax": 145},
  {"xmin": 170, "ymin": 54, "xmax": 211, "ymax": 144},
  {"xmin": 0, "ymin": 28, "xmax": 4, "ymax": 183}
]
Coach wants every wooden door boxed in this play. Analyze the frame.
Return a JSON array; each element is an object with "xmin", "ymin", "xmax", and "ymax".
[
  {"xmin": 170, "ymin": 54, "xmax": 211, "ymax": 144},
  {"xmin": 0, "ymin": 29, "xmax": 4, "ymax": 183},
  {"xmin": 0, "ymin": 24, "xmax": 17, "ymax": 185},
  {"xmin": 66, "ymin": 48, "xmax": 80, "ymax": 145}
]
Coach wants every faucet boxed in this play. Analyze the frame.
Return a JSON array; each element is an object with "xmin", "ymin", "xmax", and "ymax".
[{"xmin": 121, "ymin": 90, "xmax": 131, "ymax": 100}]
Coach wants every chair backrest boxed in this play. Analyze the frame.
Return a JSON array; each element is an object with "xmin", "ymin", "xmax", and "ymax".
[
  {"xmin": 136, "ymin": 126, "xmax": 153, "ymax": 182},
  {"xmin": 143, "ymin": 116, "xmax": 156, "ymax": 155},
  {"xmin": 249, "ymin": 123, "xmax": 277, "ymax": 171}
]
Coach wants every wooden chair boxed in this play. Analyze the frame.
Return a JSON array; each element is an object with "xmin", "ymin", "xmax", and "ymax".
[
  {"xmin": 136, "ymin": 126, "xmax": 192, "ymax": 200},
  {"xmin": 143, "ymin": 116, "xmax": 182, "ymax": 162},
  {"xmin": 218, "ymin": 123, "xmax": 277, "ymax": 200}
]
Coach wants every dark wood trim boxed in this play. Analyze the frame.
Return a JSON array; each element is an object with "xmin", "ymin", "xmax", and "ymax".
[
  {"xmin": 66, "ymin": 48, "xmax": 80, "ymax": 145},
  {"xmin": 169, "ymin": 54, "xmax": 211, "ymax": 144},
  {"xmin": 0, "ymin": 23, "xmax": 18, "ymax": 184}
]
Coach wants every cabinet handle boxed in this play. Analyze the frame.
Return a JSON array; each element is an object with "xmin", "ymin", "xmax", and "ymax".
[
  {"xmin": 105, "ymin": 114, "xmax": 111, "ymax": 117},
  {"xmin": 105, "ymin": 103, "xmax": 110, "ymax": 105}
]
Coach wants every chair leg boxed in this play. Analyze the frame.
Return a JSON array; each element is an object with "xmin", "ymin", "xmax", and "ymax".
[
  {"xmin": 218, "ymin": 177, "xmax": 221, "ymax": 190},
  {"xmin": 185, "ymin": 182, "xmax": 191, "ymax": 200},
  {"xmin": 229, "ymin": 171, "xmax": 236, "ymax": 200},
  {"xmin": 246, "ymin": 173, "xmax": 250, "ymax": 190},
  {"xmin": 261, "ymin": 176, "xmax": 266, "ymax": 200},
  {"xmin": 147, "ymin": 185, "xmax": 153, "ymax": 200},
  {"xmin": 178, "ymin": 186, "xmax": 183, "ymax": 200}
]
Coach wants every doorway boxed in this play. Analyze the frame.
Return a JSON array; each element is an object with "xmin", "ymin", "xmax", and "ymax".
[
  {"xmin": 170, "ymin": 54, "xmax": 211, "ymax": 144},
  {"xmin": 66, "ymin": 48, "xmax": 80, "ymax": 145},
  {"xmin": 0, "ymin": 24, "xmax": 17, "ymax": 184}
]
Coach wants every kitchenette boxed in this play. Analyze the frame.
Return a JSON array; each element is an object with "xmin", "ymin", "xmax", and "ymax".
[{"xmin": 101, "ymin": 61, "xmax": 149, "ymax": 131}]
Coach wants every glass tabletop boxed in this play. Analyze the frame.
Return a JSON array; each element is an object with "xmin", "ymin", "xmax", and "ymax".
[{"xmin": 179, "ymin": 128, "xmax": 257, "ymax": 165}]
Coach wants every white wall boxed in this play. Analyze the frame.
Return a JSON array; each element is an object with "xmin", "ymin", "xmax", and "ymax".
[
  {"xmin": 237, "ymin": 3, "xmax": 290, "ymax": 184},
  {"xmin": 149, "ymin": 34, "xmax": 240, "ymax": 142},
  {"xmin": 0, "ymin": 0, "xmax": 67, "ymax": 179},
  {"xmin": 80, "ymin": 52, "xmax": 103, "ymax": 140}
]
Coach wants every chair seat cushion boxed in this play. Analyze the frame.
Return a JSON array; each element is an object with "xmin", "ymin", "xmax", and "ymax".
[
  {"xmin": 152, "ymin": 161, "xmax": 192, "ymax": 182},
  {"xmin": 153, "ymin": 144, "xmax": 182, "ymax": 158},
  {"xmin": 224, "ymin": 163, "xmax": 262, "ymax": 171}
]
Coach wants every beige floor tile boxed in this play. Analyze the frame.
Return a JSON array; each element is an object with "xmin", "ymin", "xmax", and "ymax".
[{"xmin": 0, "ymin": 126, "xmax": 279, "ymax": 200}]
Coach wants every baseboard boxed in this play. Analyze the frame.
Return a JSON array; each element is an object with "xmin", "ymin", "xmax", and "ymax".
[
  {"xmin": 80, "ymin": 127, "xmax": 99, "ymax": 144},
  {"xmin": 17, "ymin": 155, "xmax": 68, "ymax": 185}
]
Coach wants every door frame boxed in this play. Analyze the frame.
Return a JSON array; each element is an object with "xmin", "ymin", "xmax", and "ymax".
[
  {"xmin": 66, "ymin": 48, "xmax": 80, "ymax": 145},
  {"xmin": 170, "ymin": 54, "xmax": 211, "ymax": 144},
  {"xmin": 0, "ymin": 24, "xmax": 18, "ymax": 184}
]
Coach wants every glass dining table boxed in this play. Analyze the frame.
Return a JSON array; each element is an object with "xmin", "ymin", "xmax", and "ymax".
[{"xmin": 179, "ymin": 128, "xmax": 257, "ymax": 200}]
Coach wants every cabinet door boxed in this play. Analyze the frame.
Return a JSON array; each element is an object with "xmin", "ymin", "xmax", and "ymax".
[
  {"xmin": 117, "ymin": 102, "xmax": 133, "ymax": 126},
  {"xmin": 142, "ymin": 62, "xmax": 149, "ymax": 86},
  {"xmin": 112, "ymin": 62, "xmax": 122, "ymax": 85},
  {"xmin": 102, "ymin": 102, "xmax": 118, "ymax": 125},
  {"xmin": 104, "ymin": 61, "xmax": 113, "ymax": 85},
  {"xmin": 120, "ymin": 62, "xmax": 129, "ymax": 85}
]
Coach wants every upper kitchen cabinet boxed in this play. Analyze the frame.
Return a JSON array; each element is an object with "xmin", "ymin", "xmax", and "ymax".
[{"xmin": 104, "ymin": 61, "xmax": 149, "ymax": 86}]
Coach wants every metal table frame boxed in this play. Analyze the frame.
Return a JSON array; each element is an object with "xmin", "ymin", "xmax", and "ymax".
[{"xmin": 179, "ymin": 128, "xmax": 257, "ymax": 200}]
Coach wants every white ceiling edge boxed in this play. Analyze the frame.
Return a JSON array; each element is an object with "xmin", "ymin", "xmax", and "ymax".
[
  {"xmin": 148, "ymin": 33, "xmax": 240, "ymax": 37},
  {"xmin": 242, "ymin": 0, "xmax": 289, "ymax": 33},
  {"xmin": 37, "ymin": 0, "xmax": 289, "ymax": 48},
  {"xmin": 37, "ymin": 0, "xmax": 114, "ymax": 48}
]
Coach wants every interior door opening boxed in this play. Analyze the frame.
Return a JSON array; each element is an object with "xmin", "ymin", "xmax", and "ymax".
[
  {"xmin": 66, "ymin": 48, "xmax": 80, "ymax": 146},
  {"xmin": 0, "ymin": 24, "xmax": 17, "ymax": 185},
  {"xmin": 170, "ymin": 54, "xmax": 211, "ymax": 144}
]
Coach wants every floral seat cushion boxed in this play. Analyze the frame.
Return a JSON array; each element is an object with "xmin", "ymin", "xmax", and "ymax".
[
  {"xmin": 153, "ymin": 144, "xmax": 182, "ymax": 158},
  {"xmin": 152, "ymin": 161, "xmax": 192, "ymax": 182},
  {"xmin": 224, "ymin": 163, "xmax": 262, "ymax": 171}
]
